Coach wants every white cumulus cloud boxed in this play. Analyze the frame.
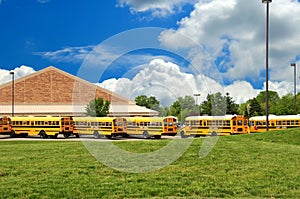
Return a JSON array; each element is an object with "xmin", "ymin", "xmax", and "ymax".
[
  {"xmin": 0, "ymin": 65, "xmax": 36, "ymax": 85},
  {"xmin": 97, "ymin": 58, "xmax": 294, "ymax": 106},
  {"xmin": 159, "ymin": 0, "xmax": 300, "ymax": 83},
  {"xmin": 118, "ymin": 0, "xmax": 198, "ymax": 17}
]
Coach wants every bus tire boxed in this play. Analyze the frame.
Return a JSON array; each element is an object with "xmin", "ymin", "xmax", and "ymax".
[
  {"xmin": 10, "ymin": 130, "xmax": 16, "ymax": 138},
  {"xmin": 50, "ymin": 134, "xmax": 58, "ymax": 139},
  {"xmin": 40, "ymin": 131, "xmax": 48, "ymax": 139},
  {"xmin": 106, "ymin": 135, "xmax": 112, "ymax": 139},
  {"xmin": 211, "ymin": 131, "xmax": 217, "ymax": 136},
  {"xmin": 75, "ymin": 133, "xmax": 80, "ymax": 138},
  {"xmin": 154, "ymin": 135, "xmax": 161, "ymax": 139},
  {"xmin": 63, "ymin": 133, "xmax": 70, "ymax": 138},
  {"xmin": 93, "ymin": 131, "xmax": 100, "ymax": 139},
  {"xmin": 180, "ymin": 131, "xmax": 187, "ymax": 138},
  {"xmin": 143, "ymin": 131, "xmax": 150, "ymax": 139}
]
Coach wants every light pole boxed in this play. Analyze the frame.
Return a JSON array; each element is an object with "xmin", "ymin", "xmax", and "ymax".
[
  {"xmin": 194, "ymin": 93, "xmax": 201, "ymax": 115},
  {"xmin": 262, "ymin": 0, "xmax": 272, "ymax": 131},
  {"xmin": 10, "ymin": 71, "xmax": 14, "ymax": 117},
  {"xmin": 291, "ymin": 63, "xmax": 296, "ymax": 114}
]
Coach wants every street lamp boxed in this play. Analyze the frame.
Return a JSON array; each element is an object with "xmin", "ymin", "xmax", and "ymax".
[
  {"xmin": 193, "ymin": 94, "xmax": 201, "ymax": 105},
  {"xmin": 262, "ymin": 0, "xmax": 272, "ymax": 131},
  {"xmin": 10, "ymin": 71, "xmax": 14, "ymax": 116},
  {"xmin": 194, "ymin": 93, "xmax": 201, "ymax": 115},
  {"xmin": 291, "ymin": 63, "xmax": 297, "ymax": 114}
]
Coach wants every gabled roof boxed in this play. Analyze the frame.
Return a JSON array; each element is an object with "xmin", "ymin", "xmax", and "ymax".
[{"xmin": 0, "ymin": 66, "xmax": 136, "ymax": 105}]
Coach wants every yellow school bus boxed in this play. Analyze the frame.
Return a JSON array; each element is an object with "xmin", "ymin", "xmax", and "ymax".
[
  {"xmin": 249, "ymin": 114, "xmax": 300, "ymax": 133},
  {"xmin": 162, "ymin": 116, "xmax": 178, "ymax": 136},
  {"xmin": 73, "ymin": 117, "xmax": 127, "ymax": 139},
  {"xmin": 181, "ymin": 115, "xmax": 248, "ymax": 137},
  {"xmin": 10, "ymin": 116, "xmax": 74, "ymax": 138},
  {"xmin": 125, "ymin": 117, "xmax": 171, "ymax": 139},
  {"xmin": 0, "ymin": 116, "xmax": 13, "ymax": 136}
]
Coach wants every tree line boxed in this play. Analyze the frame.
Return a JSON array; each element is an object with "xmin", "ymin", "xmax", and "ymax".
[
  {"xmin": 135, "ymin": 91, "xmax": 300, "ymax": 122},
  {"xmin": 85, "ymin": 91, "xmax": 300, "ymax": 122}
]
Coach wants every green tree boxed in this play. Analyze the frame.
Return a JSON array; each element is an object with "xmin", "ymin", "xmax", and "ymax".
[
  {"xmin": 200, "ymin": 94, "xmax": 212, "ymax": 115},
  {"xmin": 275, "ymin": 93, "xmax": 294, "ymax": 115},
  {"xmin": 256, "ymin": 91, "xmax": 280, "ymax": 114},
  {"xmin": 135, "ymin": 95, "xmax": 160, "ymax": 111},
  {"xmin": 177, "ymin": 96, "xmax": 196, "ymax": 110},
  {"xmin": 169, "ymin": 96, "xmax": 198, "ymax": 121},
  {"xmin": 135, "ymin": 95, "xmax": 149, "ymax": 107},
  {"xmin": 225, "ymin": 92, "xmax": 239, "ymax": 114},
  {"xmin": 248, "ymin": 98, "xmax": 263, "ymax": 117},
  {"xmin": 158, "ymin": 106, "xmax": 170, "ymax": 117},
  {"xmin": 238, "ymin": 102, "xmax": 249, "ymax": 116},
  {"xmin": 200, "ymin": 92, "xmax": 227, "ymax": 115},
  {"xmin": 170, "ymin": 100, "xmax": 182, "ymax": 121},
  {"xmin": 86, "ymin": 97, "xmax": 110, "ymax": 117}
]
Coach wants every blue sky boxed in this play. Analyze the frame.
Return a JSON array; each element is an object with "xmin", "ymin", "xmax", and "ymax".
[
  {"xmin": 0, "ymin": 0, "xmax": 193, "ymax": 73},
  {"xmin": 1, "ymin": 0, "xmax": 300, "ymax": 106}
]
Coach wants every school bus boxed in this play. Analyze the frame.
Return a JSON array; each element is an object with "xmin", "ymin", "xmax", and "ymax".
[
  {"xmin": 162, "ymin": 116, "xmax": 178, "ymax": 136},
  {"xmin": 10, "ymin": 116, "xmax": 74, "ymax": 138},
  {"xmin": 0, "ymin": 116, "xmax": 13, "ymax": 136},
  {"xmin": 73, "ymin": 117, "xmax": 127, "ymax": 139},
  {"xmin": 249, "ymin": 114, "xmax": 300, "ymax": 133},
  {"xmin": 125, "ymin": 117, "xmax": 171, "ymax": 139},
  {"xmin": 181, "ymin": 115, "xmax": 248, "ymax": 137}
]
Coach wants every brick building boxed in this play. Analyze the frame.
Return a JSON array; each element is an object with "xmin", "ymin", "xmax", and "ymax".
[{"xmin": 0, "ymin": 66, "xmax": 158, "ymax": 116}]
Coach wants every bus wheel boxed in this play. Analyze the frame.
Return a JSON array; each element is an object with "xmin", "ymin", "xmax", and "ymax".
[
  {"xmin": 75, "ymin": 134, "xmax": 80, "ymax": 138},
  {"xmin": 106, "ymin": 135, "xmax": 112, "ymax": 139},
  {"xmin": 40, "ymin": 131, "xmax": 48, "ymax": 139},
  {"xmin": 180, "ymin": 131, "xmax": 187, "ymax": 138},
  {"xmin": 143, "ymin": 131, "xmax": 150, "ymax": 139},
  {"xmin": 10, "ymin": 130, "xmax": 16, "ymax": 138},
  {"xmin": 154, "ymin": 135, "xmax": 161, "ymax": 139},
  {"xmin": 211, "ymin": 131, "xmax": 217, "ymax": 136},
  {"xmin": 63, "ymin": 133, "xmax": 70, "ymax": 138},
  {"xmin": 50, "ymin": 134, "xmax": 58, "ymax": 139},
  {"xmin": 93, "ymin": 131, "xmax": 100, "ymax": 139}
]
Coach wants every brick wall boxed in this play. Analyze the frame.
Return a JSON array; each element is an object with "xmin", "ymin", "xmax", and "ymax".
[{"xmin": 0, "ymin": 67, "xmax": 130, "ymax": 105}]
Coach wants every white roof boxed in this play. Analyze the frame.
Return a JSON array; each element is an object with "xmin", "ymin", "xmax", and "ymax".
[
  {"xmin": 185, "ymin": 115, "xmax": 239, "ymax": 121},
  {"xmin": 0, "ymin": 104, "xmax": 158, "ymax": 117},
  {"xmin": 249, "ymin": 114, "xmax": 300, "ymax": 121}
]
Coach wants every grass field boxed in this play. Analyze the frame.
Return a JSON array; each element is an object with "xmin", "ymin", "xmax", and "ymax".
[{"xmin": 0, "ymin": 129, "xmax": 299, "ymax": 198}]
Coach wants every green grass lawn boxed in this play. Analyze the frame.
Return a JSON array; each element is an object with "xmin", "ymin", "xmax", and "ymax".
[{"xmin": 0, "ymin": 129, "xmax": 299, "ymax": 198}]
